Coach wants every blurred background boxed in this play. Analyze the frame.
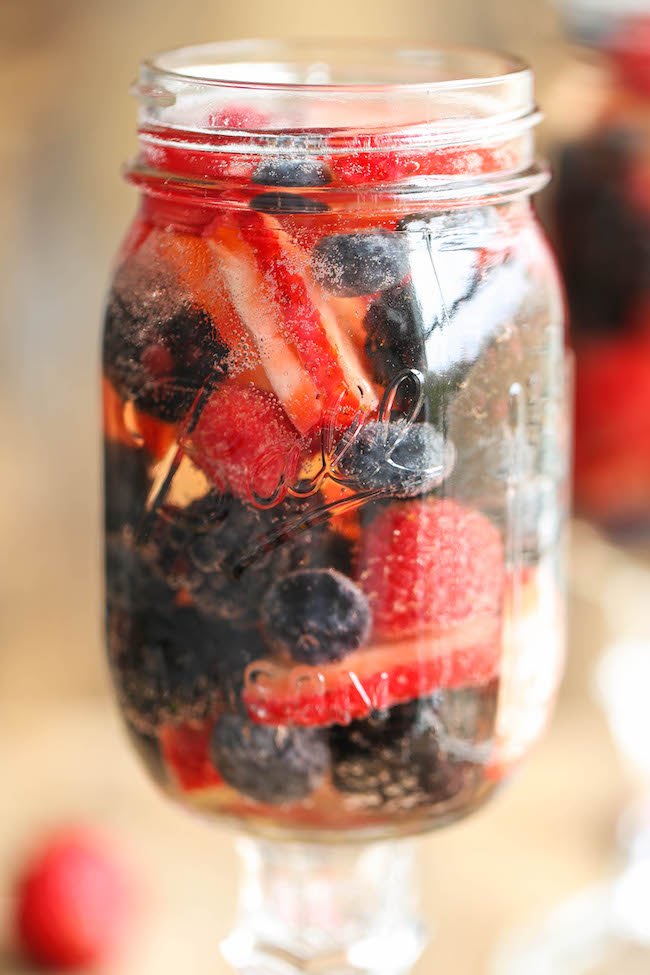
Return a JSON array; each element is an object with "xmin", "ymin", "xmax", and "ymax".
[{"xmin": 1, "ymin": 0, "xmax": 646, "ymax": 972}]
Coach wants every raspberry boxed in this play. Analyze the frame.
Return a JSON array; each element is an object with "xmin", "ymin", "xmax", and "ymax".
[
  {"xmin": 14, "ymin": 829, "xmax": 134, "ymax": 970},
  {"xmin": 184, "ymin": 384, "xmax": 305, "ymax": 502},
  {"xmin": 358, "ymin": 499, "xmax": 504, "ymax": 637}
]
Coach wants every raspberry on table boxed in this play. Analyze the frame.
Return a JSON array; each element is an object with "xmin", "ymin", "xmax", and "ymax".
[{"xmin": 14, "ymin": 829, "xmax": 135, "ymax": 970}]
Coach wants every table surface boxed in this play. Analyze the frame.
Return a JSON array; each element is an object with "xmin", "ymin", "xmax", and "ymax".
[{"xmin": 1, "ymin": 524, "xmax": 643, "ymax": 975}]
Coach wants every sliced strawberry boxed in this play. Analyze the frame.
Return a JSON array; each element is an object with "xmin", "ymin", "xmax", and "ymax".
[
  {"xmin": 208, "ymin": 214, "xmax": 378, "ymax": 429},
  {"xmin": 329, "ymin": 135, "xmax": 516, "ymax": 185},
  {"xmin": 160, "ymin": 722, "xmax": 222, "ymax": 792},
  {"xmin": 139, "ymin": 125, "xmax": 260, "ymax": 182},
  {"xmin": 183, "ymin": 383, "xmax": 306, "ymax": 501},
  {"xmin": 358, "ymin": 499, "xmax": 505, "ymax": 638},
  {"xmin": 243, "ymin": 614, "xmax": 501, "ymax": 727},
  {"xmin": 207, "ymin": 225, "xmax": 323, "ymax": 434}
]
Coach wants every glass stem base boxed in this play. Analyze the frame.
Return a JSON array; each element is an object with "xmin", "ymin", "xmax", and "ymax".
[{"xmin": 221, "ymin": 837, "xmax": 427, "ymax": 975}]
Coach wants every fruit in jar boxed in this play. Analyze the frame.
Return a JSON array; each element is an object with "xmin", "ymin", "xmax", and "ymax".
[
  {"xmin": 311, "ymin": 231, "xmax": 410, "ymax": 297},
  {"xmin": 358, "ymin": 498, "xmax": 504, "ymax": 637},
  {"xmin": 329, "ymin": 694, "xmax": 489, "ymax": 812},
  {"xmin": 211, "ymin": 712, "xmax": 329, "ymax": 803},
  {"xmin": 261, "ymin": 568, "xmax": 371, "ymax": 664},
  {"xmin": 336, "ymin": 419, "xmax": 455, "ymax": 497},
  {"xmin": 183, "ymin": 383, "xmax": 306, "ymax": 501},
  {"xmin": 251, "ymin": 157, "xmax": 332, "ymax": 187},
  {"xmin": 160, "ymin": 721, "xmax": 223, "ymax": 791},
  {"xmin": 146, "ymin": 490, "xmax": 320, "ymax": 625},
  {"xmin": 103, "ymin": 254, "xmax": 228, "ymax": 422},
  {"xmin": 250, "ymin": 191, "xmax": 330, "ymax": 213}
]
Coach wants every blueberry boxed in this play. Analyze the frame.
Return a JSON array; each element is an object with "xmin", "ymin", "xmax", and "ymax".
[
  {"xmin": 329, "ymin": 697, "xmax": 483, "ymax": 812},
  {"xmin": 311, "ymin": 232, "xmax": 410, "ymax": 297},
  {"xmin": 103, "ymin": 262, "xmax": 228, "ymax": 422},
  {"xmin": 250, "ymin": 192, "xmax": 330, "ymax": 213},
  {"xmin": 337, "ymin": 420, "xmax": 455, "ymax": 497},
  {"xmin": 211, "ymin": 713, "xmax": 328, "ymax": 804},
  {"xmin": 251, "ymin": 158, "xmax": 332, "ymax": 187},
  {"xmin": 104, "ymin": 440, "xmax": 151, "ymax": 535},
  {"xmin": 261, "ymin": 568, "xmax": 370, "ymax": 664}
]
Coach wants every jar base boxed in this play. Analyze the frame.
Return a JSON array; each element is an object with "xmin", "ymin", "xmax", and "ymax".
[{"xmin": 221, "ymin": 837, "xmax": 427, "ymax": 975}]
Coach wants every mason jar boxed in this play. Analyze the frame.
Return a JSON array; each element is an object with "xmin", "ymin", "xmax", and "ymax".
[{"xmin": 103, "ymin": 41, "xmax": 569, "ymax": 974}]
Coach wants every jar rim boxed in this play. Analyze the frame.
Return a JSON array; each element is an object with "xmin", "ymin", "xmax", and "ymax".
[{"xmin": 142, "ymin": 39, "xmax": 530, "ymax": 94}]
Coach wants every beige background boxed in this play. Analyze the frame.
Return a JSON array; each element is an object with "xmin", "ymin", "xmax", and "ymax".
[{"xmin": 0, "ymin": 2, "xmax": 631, "ymax": 973}]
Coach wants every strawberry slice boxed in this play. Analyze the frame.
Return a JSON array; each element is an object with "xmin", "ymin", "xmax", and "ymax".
[
  {"xmin": 243, "ymin": 614, "xmax": 501, "ymax": 727},
  {"xmin": 207, "ymin": 225, "xmax": 324, "ymax": 434},
  {"xmin": 183, "ymin": 383, "xmax": 306, "ymax": 501},
  {"xmin": 208, "ymin": 214, "xmax": 378, "ymax": 430},
  {"xmin": 329, "ymin": 135, "xmax": 516, "ymax": 185},
  {"xmin": 160, "ymin": 722, "xmax": 222, "ymax": 792}
]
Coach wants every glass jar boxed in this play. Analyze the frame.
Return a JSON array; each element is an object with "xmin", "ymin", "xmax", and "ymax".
[
  {"xmin": 550, "ymin": 15, "xmax": 650, "ymax": 534},
  {"xmin": 103, "ymin": 41, "xmax": 569, "ymax": 973}
]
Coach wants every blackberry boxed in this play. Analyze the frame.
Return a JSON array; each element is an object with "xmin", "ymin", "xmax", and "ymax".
[
  {"xmin": 250, "ymin": 192, "xmax": 329, "ymax": 213},
  {"xmin": 104, "ymin": 440, "xmax": 151, "ymax": 535},
  {"xmin": 330, "ymin": 698, "xmax": 482, "ymax": 812},
  {"xmin": 251, "ymin": 158, "xmax": 332, "ymax": 187},
  {"xmin": 103, "ymin": 259, "xmax": 227, "ymax": 422},
  {"xmin": 148, "ymin": 491, "xmax": 330, "ymax": 625},
  {"xmin": 106, "ymin": 538, "xmax": 265, "ymax": 731},
  {"xmin": 312, "ymin": 232, "xmax": 410, "ymax": 297},
  {"xmin": 261, "ymin": 569, "xmax": 371, "ymax": 664},
  {"xmin": 555, "ymin": 129, "xmax": 650, "ymax": 335},
  {"xmin": 211, "ymin": 713, "xmax": 329, "ymax": 804},
  {"xmin": 337, "ymin": 420, "xmax": 455, "ymax": 497}
]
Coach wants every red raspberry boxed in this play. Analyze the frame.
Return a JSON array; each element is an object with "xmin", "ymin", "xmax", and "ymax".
[
  {"xmin": 14, "ymin": 828, "xmax": 135, "ymax": 970},
  {"xmin": 358, "ymin": 499, "xmax": 504, "ymax": 638},
  {"xmin": 184, "ymin": 383, "xmax": 305, "ymax": 502},
  {"xmin": 160, "ymin": 722, "xmax": 222, "ymax": 792}
]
